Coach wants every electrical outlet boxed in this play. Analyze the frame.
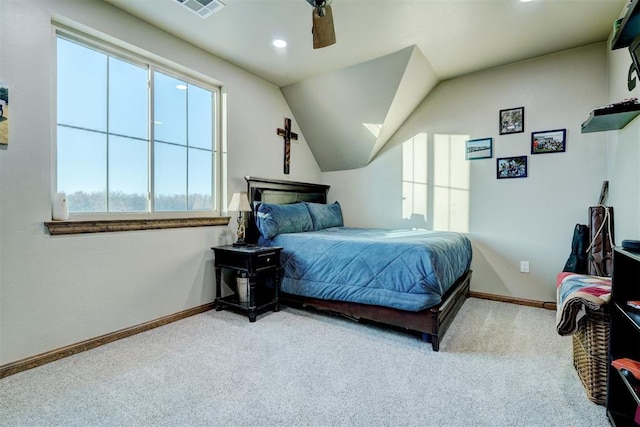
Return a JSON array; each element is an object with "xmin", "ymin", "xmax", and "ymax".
[{"xmin": 520, "ymin": 260, "xmax": 530, "ymax": 273}]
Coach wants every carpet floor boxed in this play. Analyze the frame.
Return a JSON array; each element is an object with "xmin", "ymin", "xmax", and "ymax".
[{"xmin": 0, "ymin": 298, "xmax": 606, "ymax": 426}]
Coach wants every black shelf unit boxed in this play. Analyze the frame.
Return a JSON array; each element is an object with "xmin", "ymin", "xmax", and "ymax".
[
  {"xmin": 612, "ymin": 0, "xmax": 640, "ymax": 50},
  {"xmin": 607, "ymin": 248, "xmax": 640, "ymax": 426},
  {"xmin": 582, "ymin": 1, "xmax": 640, "ymax": 133},
  {"xmin": 581, "ymin": 103, "xmax": 640, "ymax": 133}
]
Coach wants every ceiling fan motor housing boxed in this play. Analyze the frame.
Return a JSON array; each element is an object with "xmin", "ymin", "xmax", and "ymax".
[{"xmin": 307, "ymin": 0, "xmax": 336, "ymax": 49}]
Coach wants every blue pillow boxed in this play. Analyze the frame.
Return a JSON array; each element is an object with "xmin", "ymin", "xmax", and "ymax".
[
  {"xmin": 256, "ymin": 202, "xmax": 313, "ymax": 239},
  {"xmin": 305, "ymin": 202, "xmax": 343, "ymax": 230}
]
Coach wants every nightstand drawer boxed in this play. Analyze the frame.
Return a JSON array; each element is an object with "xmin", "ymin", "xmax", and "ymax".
[
  {"xmin": 254, "ymin": 251, "xmax": 278, "ymax": 270},
  {"xmin": 213, "ymin": 250, "xmax": 246, "ymax": 270},
  {"xmin": 214, "ymin": 248, "xmax": 280, "ymax": 271}
]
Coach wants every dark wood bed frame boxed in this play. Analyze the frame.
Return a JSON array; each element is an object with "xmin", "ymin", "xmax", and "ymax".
[{"xmin": 245, "ymin": 176, "xmax": 472, "ymax": 351}]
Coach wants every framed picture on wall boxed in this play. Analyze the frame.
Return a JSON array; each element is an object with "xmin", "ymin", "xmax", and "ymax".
[
  {"xmin": 465, "ymin": 137, "xmax": 493, "ymax": 160},
  {"xmin": 531, "ymin": 129, "xmax": 566, "ymax": 154},
  {"xmin": 499, "ymin": 106, "xmax": 524, "ymax": 135},
  {"xmin": 497, "ymin": 155, "xmax": 527, "ymax": 179}
]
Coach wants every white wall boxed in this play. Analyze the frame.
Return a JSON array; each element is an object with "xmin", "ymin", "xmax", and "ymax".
[
  {"xmin": 0, "ymin": 0, "xmax": 321, "ymax": 365},
  {"xmin": 323, "ymin": 43, "xmax": 609, "ymax": 302},
  {"xmin": 606, "ymin": 9, "xmax": 640, "ymax": 242}
]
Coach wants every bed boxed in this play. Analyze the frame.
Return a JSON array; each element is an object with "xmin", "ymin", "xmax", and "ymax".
[{"xmin": 245, "ymin": 176, "xmax": 473, "ymax": 351}]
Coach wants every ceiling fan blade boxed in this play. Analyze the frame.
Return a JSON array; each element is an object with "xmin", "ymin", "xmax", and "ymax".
[{"xmin": 312, "ymin": 4, "xmax": 336, "ymax": 49}]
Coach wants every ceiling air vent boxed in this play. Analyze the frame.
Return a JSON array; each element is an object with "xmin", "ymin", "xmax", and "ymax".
[{"xmin": 174, "ymin": 0, "xmax": 225, "ymax": 18}]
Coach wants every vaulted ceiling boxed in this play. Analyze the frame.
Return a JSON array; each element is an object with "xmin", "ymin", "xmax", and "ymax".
[
  {"xmin": 104, "ymin": 0, "xmax": 626, "ymax": 171},
  {"xmin": 281, "ymin": 46, "xmax": 438, "ymax": 171}
]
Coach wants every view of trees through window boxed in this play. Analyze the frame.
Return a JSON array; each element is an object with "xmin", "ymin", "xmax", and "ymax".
[{"xmin": 56, "ymin": 34, "xmax": 218, "ymax": 214}]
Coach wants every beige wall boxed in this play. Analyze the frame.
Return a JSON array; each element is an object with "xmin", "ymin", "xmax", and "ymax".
[
  {"xmin": 0, "ymin": 0, "xmax": 627, "ymax": 366},
  {"xmin": 323, "ymin": 43, "xmax": 609, "ymax": 302},
  {"xmin": 0, "ymin": 0, "xmax": 321, "ymax": 365},
  {"xmin": 606, "ymin": 7, "xmax": 640, "ymax": 243}
]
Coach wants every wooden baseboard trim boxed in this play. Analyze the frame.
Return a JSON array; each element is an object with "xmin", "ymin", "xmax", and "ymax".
[
  {"xmin": 470, "ymin": 291, "xmax": 556, "ymax": 311},
  {"xmin": 0, "ymin": 302, "xmax": 216, "ymax": 380}
]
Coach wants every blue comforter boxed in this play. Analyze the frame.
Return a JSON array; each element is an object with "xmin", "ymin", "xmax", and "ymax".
[{"xmin": 260, "ymin": 227, "xmax": 472, "ymax": 311}]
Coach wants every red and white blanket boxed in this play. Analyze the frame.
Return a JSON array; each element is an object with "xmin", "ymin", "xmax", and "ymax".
[{"xmin": 555, "ymin": 272, "xmax": 611, "ymax": 336}]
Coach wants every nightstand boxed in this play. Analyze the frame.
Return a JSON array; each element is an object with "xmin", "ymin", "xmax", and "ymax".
[{"xmin": 211, "ymin": 244, "xmax": 283, "ymax": 322}]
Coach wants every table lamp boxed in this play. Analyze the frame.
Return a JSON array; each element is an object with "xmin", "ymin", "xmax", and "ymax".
[{"xmin": 228, "ymin": 192, "xmax": 252, "ymax": 246}]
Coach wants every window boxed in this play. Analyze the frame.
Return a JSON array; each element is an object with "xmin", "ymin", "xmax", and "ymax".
[{"xmin": 56, "ymin": 32, "xmax": 220, "ymax": 216}]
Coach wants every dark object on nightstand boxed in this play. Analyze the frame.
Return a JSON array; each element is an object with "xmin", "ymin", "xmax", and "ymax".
[{"xmin": 212, "ymin": 245, "xmax": 283, "ymax": 322}]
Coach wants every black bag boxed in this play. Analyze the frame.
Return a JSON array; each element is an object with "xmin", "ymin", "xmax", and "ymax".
[{"xmin": 563, "ymin": 224, "xmax": 589, "ymax": 274}]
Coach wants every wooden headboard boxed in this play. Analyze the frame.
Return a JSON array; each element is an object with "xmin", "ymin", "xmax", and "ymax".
[{"xmin": 245, "ymin": 176, "xmax": 330, "ymax": 243}]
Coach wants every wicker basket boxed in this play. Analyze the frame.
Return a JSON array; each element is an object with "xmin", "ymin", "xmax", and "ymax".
[{"xmin": 572, "ymin": 308, "xmax": 610, "ymax": 405}]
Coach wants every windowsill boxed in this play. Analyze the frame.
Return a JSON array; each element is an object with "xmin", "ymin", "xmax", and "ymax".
[{"xmin": 45, "ymin": 216, "xmax": 230, "ymax": 235}]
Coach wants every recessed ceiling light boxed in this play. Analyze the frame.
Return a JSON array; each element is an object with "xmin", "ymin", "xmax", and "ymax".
[
  {"xmin": 176, "ymin": 84, "xmax": 187, "ymax": 90},
  {"xmin": 273, "ymin": 39, "xmax": 287, "ymax": 48},
  {"xmin": 520, "ymin": 0, "xmax": 533, "ymax": 2}
]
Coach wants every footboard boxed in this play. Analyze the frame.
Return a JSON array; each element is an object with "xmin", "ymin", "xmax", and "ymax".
[{"xmin": 428, "ymin": 270, "xmax": 471, "ymax": 351}]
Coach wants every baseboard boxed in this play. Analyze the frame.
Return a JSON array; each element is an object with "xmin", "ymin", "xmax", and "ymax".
[
  {"xmin": 470, "ymin": 291, "xmax": 556, "ymax": 311},
  {"xmin": 0, "ymin": 302, "xmax": 216, "ymax": 380}
]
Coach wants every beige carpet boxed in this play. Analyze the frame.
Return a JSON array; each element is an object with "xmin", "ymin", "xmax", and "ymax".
[{"xmin": 0, "ymin": 297, "xmax": 605, "ymax": 426}]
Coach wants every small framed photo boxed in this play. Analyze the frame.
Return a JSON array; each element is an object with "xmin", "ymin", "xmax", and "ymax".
[
  {"xmin": 531, "ymin": 129, "xmax": 566, "ymax": 154},
  {"xmin": 499, "ymin": 107, "xmax": 524, "ymax": 135},
  {"xmin": 465, "ymin": 137, "xmax": 493, "ymax": 160},
  {"xmin": 497, "ymin": 155, "xmax": 527, "ymax": 179}
]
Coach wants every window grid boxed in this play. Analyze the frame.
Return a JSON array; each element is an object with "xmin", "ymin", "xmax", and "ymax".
[
  {"xmin": 55, "ymin": 29, "xmax": 220, "ymax": 216},
  {"xmin": 106, "ymin": 57, "xmax": 111, "ymax": 213}
]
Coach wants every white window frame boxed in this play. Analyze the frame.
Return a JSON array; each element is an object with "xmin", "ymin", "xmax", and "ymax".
[{"xmin": 53, "ymin": 26, "xmax": 223, "ymax": 220}]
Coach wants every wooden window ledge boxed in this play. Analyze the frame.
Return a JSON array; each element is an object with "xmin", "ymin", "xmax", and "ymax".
[{"xmin": 45, "ymin": 217, "xmax": 230, "ymax": 235}]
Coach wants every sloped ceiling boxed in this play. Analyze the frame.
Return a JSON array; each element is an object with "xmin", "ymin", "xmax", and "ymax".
[
  {"xmin": 102, "ymin": 0, "xmax": 625, "ymax": 173},
  {"xmin": 105, "ymin": 0, "xmax": 625, "ymax": 88},
  {"xmin": 281, "ymin": 46, "xmax": 438, "ymax": 172}
]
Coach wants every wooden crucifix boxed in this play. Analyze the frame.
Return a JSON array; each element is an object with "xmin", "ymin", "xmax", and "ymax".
[{"xmin": 277, "ymin": 117, "xmax": 298, "ymax": 175}]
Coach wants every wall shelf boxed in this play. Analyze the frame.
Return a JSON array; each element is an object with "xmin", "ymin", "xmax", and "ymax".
[
  {"xmin": 584, "ymin": 1, "xmax": 640, "ymax": 133},
  {"xmin": 613, "ymin": 0, "xmax": 640, "ymax": 50},
  {"xmin": 581, "ymin": 103, "xmax": 640, "ymax": 133}
]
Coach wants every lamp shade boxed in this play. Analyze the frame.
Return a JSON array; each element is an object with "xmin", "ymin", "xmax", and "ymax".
[{"xmin": 228, "ymin": 192, "xmax": 251, "ymax": 212}]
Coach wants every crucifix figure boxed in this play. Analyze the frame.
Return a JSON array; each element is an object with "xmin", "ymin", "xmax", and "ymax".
[{"xmin": 277, "ymin": 117, "xmax": 298, "ymax": 174}]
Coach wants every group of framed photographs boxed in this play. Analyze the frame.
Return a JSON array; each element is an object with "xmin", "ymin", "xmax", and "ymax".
[{"xmin": 465, "ymin": 106, "xmax": 566, "ymax": 179}]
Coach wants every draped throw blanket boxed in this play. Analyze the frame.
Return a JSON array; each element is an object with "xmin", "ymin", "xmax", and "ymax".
[{"xmin": 556, "ymin": 272, "xmax": 611, "ymax": 336}]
